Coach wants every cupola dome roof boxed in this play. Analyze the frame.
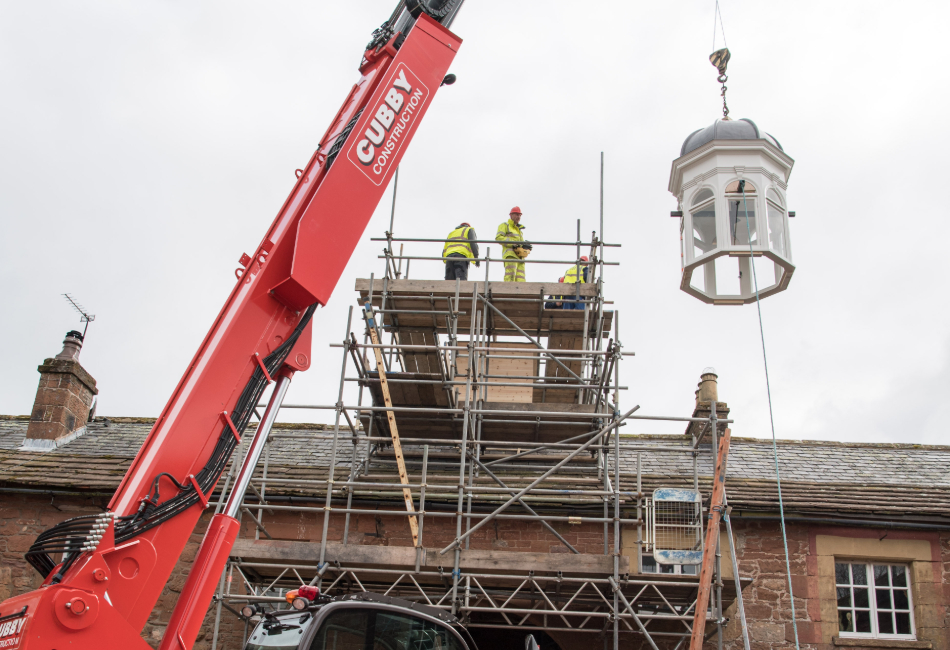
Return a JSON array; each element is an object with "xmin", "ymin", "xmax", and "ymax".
[{"xmin": 680, "ymin": 118, "xmax": 783, "ymax": 156}]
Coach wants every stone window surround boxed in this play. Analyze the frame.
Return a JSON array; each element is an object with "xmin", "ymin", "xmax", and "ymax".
[
  {"xmin": 813, "ymin": 530, "xmax": 942, "ymax": 649},
  {"xmin": 834, "ymin": 561, "xmax": 914, "ymax": 639}
]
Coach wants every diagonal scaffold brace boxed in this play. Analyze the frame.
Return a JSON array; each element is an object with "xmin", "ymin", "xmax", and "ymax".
[{"xmin": 363, "ymin": 302, "xmax": 420, "ymax": 547}]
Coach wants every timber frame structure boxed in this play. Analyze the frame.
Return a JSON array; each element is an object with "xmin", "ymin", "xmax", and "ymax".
[{"xmin": 206, "ymin": 228, "xmax": 750, "ymax": 650}]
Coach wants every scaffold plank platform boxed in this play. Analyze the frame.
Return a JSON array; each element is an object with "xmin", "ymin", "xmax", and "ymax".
[
  {"xmin": 356, "ymin": 278, "xmax": 613, "ymax": 335},
  {"xmin": 232, "ymin": 539, "xmax": 627, "ymax": 576},
  {"xmin": 359, "ymin": 398, "xmax": 609, "ymax": 443}
]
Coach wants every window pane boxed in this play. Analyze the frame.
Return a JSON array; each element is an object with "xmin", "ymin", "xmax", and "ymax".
[
  {"xmin": 725, "ymin": 180, "xmax": 756, "ymax": 193},
  {"xmin": 692, "ymin": 205, "xmax": 717, "ymax": 258},
  {"xmin": 892, "ymin": 566, "xmax": 907, "ymax": 587},
  {"xmin": 894, "ymin": 590, "xmax": 909, "ymax": 610},
  {"xmin": 835, "ymin": 563, "xmax": 850, "ymax": 585},
  {"xmin": 874, "ymin": 565, "xmax": 890, "ymax": 586},
  {"xmin": 660, "ymin": 563, "xmax": 675, "ymax": 574},
  {"xmin": 856, "ymin": 610, "xmax": 871, "ymax": 633},
  {"xmin": 374, "ymin": 611, "xmax": 414, "ymax": 650},
  {"xmin": 838, "ymin": 610, "xmax": 854, "ymax": 632},
  {"xmin": 896, "ymin": 613, "xmax": 912, "ymax": 635},
  {"xmin": 681, "ymin": 564, "xmax": 698, "ymax": 575},
  {"xmin": 641, "ymin": 556, "xmax": 657, "ymax": 573},
  {"xmin": 878, "ymin": 611, "xmax": 894, "ymax": 635},
  {"xmin": 373, "ymin": 611, "xmax": 464, "ymax": 650},
  {"xmin": 854, "ymin": 588, "xmax": 869, "ymax": 608},
  {"xmin": 691, "ymin": 188, "xmax": 714, "ymax": 206},
  {"xmin": 766, "ymin": 188, "xmax": 784, "ymax": 207},
  {"xmin": 876, "ymin": 589, "xmax": 892, "ymax": 609},
  {"xmin": 852, "ymin": 564, "xmax": 867, "ymax": 585},
  {"xmin": 729, "ymin": 200, "xmax": 757, "ymax": 245},
  {"xmin": 247, "ymin": 624, "xmax": 306, "ymax": 650},
  {"xmin": 767, "ymin": 203, "xmax": 787, "ymax": 257},
  {"xmin": 310, "ymin": 610, "xmax": 371, "ymax": 650},
  {"xmin": 836, "ymin": 587, "xmax": 851, "ymax": 608}
]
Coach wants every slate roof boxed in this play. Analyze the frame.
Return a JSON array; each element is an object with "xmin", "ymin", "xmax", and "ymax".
[{"xmin": 1, "ymin": 415, "xmax": 948, "ymax": 523}]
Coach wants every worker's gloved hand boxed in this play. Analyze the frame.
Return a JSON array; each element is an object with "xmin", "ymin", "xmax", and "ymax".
[
  {"xmin": 474, "ymin": 260, "xmax": 481, "ymax": 268},
  {"xmin": 521, "ymin": 242, "xmax": 533, "ymax": 250}
]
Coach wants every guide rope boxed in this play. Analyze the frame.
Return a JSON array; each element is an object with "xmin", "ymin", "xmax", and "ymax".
[{"xmin": 739, "ymin": 181, "xmax": 801, "ymax": 650}]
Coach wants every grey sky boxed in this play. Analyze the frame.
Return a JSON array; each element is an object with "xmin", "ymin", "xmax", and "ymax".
[{"xmin": 1, "ymin": 1, "xmax": 947, "ymax": 445}]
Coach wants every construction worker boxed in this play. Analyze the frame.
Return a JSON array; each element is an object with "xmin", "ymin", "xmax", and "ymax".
[
  {"xmin": 545, "ymin": 277, "xmax": 565, "ymax": 309},
  {"xmin": 442, "ymin": 222, "xmax": 479, "ymax": 280},
  {"xmin": 562, "ymin": 256, "xmax": 590, "ymax": 309},
  {"xmin": 496, "ymin": 206, "xmax": 530, "ymax": 282}
]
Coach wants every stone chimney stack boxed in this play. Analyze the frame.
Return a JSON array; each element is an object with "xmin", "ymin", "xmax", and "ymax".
[
  {"xmin": 686, "ymin": 367, "xmax": 727, "ymax": 437},
  {"xmin": 23, "ymin": 331, "xmax": 98, "ymax": 450}
]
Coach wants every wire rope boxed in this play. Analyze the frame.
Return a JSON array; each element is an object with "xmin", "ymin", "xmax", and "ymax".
[
  {"xmin": 739, "ymin": 182, "xmax": 800, "ymax": 650},
  {"xmin": 712, "ymin": 0, "xmax": 728, "ymax": 52}
]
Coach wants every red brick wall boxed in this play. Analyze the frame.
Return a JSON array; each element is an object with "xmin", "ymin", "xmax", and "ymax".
[
  {"xmin": 0, "ymin": 494, "xmax": 103, "ymax": 603},
  {"xmin": 3, "ymin": 494, "xmax": 948, "ymax": 650},
  {"xmin": 721, "ymin": 521, "xmax": 950, "ymax": 650},
  {"xmin": 722, "ymin": 521, "xmax": 815, "ymax": 649},
  {"xmin": 0, "ymin": 493, "xmax": 241, "ymax": 649}
]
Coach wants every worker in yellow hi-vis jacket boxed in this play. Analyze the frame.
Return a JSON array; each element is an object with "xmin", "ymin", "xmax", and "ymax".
[
  {"xmin": 495, "ymin": 206, "xmax": 531, "ymax": 282},
  {"xmin": 562, "ymin": 256, "xmax": 589, "ymax": 309},
  {"xmin": 442, "ymin": 222, "xmax": 480, "ymax": 281}
]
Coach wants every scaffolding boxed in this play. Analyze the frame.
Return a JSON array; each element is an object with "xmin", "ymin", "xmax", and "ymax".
[{"xmin": 207, "ymin": 222, "xmax": 749, "ymax": 650}]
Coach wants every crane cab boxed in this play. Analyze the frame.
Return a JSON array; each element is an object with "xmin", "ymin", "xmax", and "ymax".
[{"xmin": 243, "ymin": 593, "xmax": 476, "ymax": 650}]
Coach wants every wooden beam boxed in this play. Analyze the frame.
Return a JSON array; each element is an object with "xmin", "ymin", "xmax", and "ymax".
[
  {"xmin": 364, "ymin": 303, "xmax": 420, "ymax": 547},
  {"xmin": 690, "ymin": 427, "xmax": 732, "ymax": 650},
  {"xmin": 230, "ymin": 539, "xmax": 627, "ymax": 575},
  {"xmin": 356, "ymin": 278, "xmax": 600, "ymax": 298}
]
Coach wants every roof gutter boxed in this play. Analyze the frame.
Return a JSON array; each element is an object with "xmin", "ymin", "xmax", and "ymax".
[
  {"xmin": 731, "ymin": 513, "xmax": 950, "ymax": 531},
  {"xmin": 0, "ymin": 486, "xmax": 115, "ymax": 498}
]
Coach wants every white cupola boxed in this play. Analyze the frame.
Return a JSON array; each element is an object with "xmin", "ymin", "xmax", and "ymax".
[{"xmin": 668, "ymin": 117, "xmax": 795, "ymax": 305}]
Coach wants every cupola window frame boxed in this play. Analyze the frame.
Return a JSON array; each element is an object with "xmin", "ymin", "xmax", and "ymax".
[{"xmin": 688, "ymin": 186, "xmax": 718, "ymax": 265}]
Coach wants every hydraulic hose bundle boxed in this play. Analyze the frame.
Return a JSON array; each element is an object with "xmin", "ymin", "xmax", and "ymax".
[{"xmin": 26, "ymin": 304, "xmax": 318, "ymax": 580}]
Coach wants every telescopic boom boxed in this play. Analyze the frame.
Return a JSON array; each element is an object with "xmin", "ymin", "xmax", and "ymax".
[{"xmin": 0, "ymin": 3, "xmax": 463, "ymax": 648}]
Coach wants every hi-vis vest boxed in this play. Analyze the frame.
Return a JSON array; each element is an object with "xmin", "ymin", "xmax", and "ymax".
[
  {"xmin": 443, "ymin": 226, "xmax": 474, "ymax": 260},
  {"xmin": 564, "ymin": 264, "xmax": 586, "ymax": 284},
  {"xmin": 495, "ymin": 219, "xmax": 524, "ymax": 259}
]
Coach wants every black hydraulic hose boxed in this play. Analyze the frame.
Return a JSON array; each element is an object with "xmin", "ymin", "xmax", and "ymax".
[
  {"xmin": 26, "ymin": 305, "xmax": 318, "ymax": 578},
  {"xmin": 114, "ymin": 303, "xmax": 318, "ymax": 543}
]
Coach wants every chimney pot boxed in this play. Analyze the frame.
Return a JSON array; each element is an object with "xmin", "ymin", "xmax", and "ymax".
[
  {"xmin": 697, "ymin": 367, "xmax": 718, "ymax": 404},
  {"xmin": 54, "ymin": 331, "xmax": 84, "ymax": 361}
]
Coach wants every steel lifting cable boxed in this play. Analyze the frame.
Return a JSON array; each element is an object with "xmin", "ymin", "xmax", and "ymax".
[
  {"xmin": 739, "ymin": 182, "xmax": 801, "ymax": 650},
  {"xmin": 712, "ymin": 0, "xmax": 728, "ymax": 52},
  {"xmin": 710, "ymin": 2, "xmax": 731, "ymax": 118}
]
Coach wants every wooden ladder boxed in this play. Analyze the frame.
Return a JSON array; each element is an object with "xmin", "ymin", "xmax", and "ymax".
[{"xmin": 363, "ymin": 303, "xmax": 420, "ymax": 547}]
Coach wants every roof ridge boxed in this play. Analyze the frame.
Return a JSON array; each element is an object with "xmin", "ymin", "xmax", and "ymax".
[{"xmin": 622, "ymin": 433, "xmax": 950, "ymax": 451}]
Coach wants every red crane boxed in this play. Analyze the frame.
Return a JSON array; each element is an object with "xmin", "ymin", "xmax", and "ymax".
[{"xmin": 0, "ymin": 3, "xmax": 463, "ymax": 648}]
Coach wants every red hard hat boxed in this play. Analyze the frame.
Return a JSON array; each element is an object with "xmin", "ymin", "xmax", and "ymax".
[
  {"xmin": 510, "ymin": 206, "xmax": 522, "ymax": 214},
  {"xmin": 580, "ymin": 256, "xmax": 589, "ymax": 262},
  {"xmin": 459, "ymin": 222, "xmax": 471, "ymax": 227},
  {"xmin": 558, "ymin": 277, "xmax": 564, "ymax": 283}
]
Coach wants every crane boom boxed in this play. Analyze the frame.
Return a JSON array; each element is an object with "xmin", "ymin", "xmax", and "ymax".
[{"xmin": 0, "ymin": 4, "xmax": 463, "ymax": 649}]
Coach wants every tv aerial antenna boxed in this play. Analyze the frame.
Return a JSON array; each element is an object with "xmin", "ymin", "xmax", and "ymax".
[{"xmin": 63, "ymin": 294, "xmax": 96, "ymax": 340}]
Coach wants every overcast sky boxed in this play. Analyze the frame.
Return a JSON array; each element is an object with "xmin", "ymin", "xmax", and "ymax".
[{"xmin": 1, "ymin": 1, "xmax": 947, "ymax": 446}]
